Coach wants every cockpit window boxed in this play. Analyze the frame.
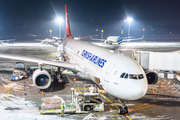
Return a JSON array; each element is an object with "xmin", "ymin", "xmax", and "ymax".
[
  {"xmin": 129, "ymin": 74, "xmax": 138, "ymax": 79},
  {"xmin": 138, "ymin": 74, "xmax": 144, "ymax": 79},
  {"xmin": 120, "ymin": 73, "xmax": 126, "ymax": 78},
  {"xmin": 124, "ymin": 73, "xmax": 128, "ymax": 78},
  {"xmin": 121, "ymin": 73, "xmax": 144, "ymax": 80}
]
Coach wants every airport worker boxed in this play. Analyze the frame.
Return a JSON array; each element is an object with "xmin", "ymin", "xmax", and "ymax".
[
  {"xmin": 61, "ymin": 103, "xmax": 65, "ymax": 117},
  {"xmin": 89, "ymin": 85, "xmax": 94, "ymax": 93}
]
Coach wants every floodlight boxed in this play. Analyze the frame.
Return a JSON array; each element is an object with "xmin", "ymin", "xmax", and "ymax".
[
  {"xmin": 127, "ymin": 17, "xmax": 133, "ymax": 22},
  {"xmin": 55, "ymin": 17, "xmax": 63, "ymax": 24}
]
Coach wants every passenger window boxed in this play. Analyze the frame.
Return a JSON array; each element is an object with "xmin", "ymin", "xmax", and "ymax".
[
  {"xmin": 120, "ymin": 73, "xmax": 126, "ymax": 78},
  {"xmin": 124, "ymin": 73, "xmax": 128, "ymax": 78},
  {"xmin": 129, "ymin": 74, "xmax": 138, "ymax": 79},
  {"xmin": 138, "ymin": 74, "xmax": 144, "ymax": 79}
]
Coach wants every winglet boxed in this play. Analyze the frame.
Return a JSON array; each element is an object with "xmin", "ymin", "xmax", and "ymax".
[
  {"xmin": 142, "ymin": 35, "xmax": 144, "ymax": 39},
  {"xmin": 65, "ymin": 4, "xmax": 72, "ymax": 37}
]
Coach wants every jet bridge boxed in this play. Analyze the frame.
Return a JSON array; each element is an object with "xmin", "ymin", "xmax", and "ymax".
[
  {"xmin": 135, "ymin": 52, "xmax": 180, "ymax": 71},
  {"xmin": 134, "ymin": 51, "xmax": 180, "ymax": 79},
  {"xmin": 118, "ymin": 50, "xmax": 180, "ymax": 81}
]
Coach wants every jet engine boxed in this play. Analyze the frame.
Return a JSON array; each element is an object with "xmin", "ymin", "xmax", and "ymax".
[
  {"xmin": 145, "ymin": 70, "xmax": 158, "ymax": 84},
  {"xmin": 32, "ymin": 69, "xmax": 51, "ymax": 89}
]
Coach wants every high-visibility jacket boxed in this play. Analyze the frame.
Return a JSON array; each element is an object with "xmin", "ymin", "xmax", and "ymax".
[{"xmin": 61, "ymin": 104, "xmax": 65, "ymax": 110}]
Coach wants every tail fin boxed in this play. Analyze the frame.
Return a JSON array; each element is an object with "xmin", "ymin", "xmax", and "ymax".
[
  {"xmin": 65, "ymin": 4, "xmax": 72, "ymax": 37},
  {"xmin": 117, "ymin": 25, "xmax": 124, "ymax": 42},
  {"xmin": 119, "ymin": 25, "xmax": 124, "ymax": 38}
]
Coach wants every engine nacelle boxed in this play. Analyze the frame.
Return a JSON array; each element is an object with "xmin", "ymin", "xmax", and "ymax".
[
  {"xmin": 32, "ymin": 69, "xmax": 51, "ymax": 89},
  {"xmin": 145, "ymin": 70, "xmax": 158, "ymax": 84}
]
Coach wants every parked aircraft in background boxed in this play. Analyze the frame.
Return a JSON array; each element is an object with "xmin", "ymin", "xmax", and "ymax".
[
  {"xmin": 91, "ymin": 26, "xmax": 144, "ymax": 44},
  {"xmin": 0, "ymin": 39, "xmax": 15, "ymax": 44}
]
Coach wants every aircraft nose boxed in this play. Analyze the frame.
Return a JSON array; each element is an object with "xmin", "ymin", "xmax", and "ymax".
[{"xmin": 129, "ymin": 79, "xmax": 148, "ymax": 100}]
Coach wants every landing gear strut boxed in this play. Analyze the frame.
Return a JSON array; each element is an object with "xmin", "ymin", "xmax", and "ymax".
[{"xmin": 118, "ymin": 99, "xmax": 128, "ymax": 115}]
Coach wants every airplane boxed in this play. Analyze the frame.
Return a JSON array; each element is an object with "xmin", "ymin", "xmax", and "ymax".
[
  {"xmin": 0, "ymin": 5, "xmax": 152, "ymax": 114},
  {"xmin": 0, "ymin": 38, "xmax": 16, "ymax": 44},
  {"xmin": 91, "ymin": 26, "xmax": 144, "ymax": 45},
  {"xmin": 29, "ymin": 33, "xmax": 98, "ymax": 45},
  {"xmin": 28, "ymin": 33, "xmax": 63, "ymax": 45}
]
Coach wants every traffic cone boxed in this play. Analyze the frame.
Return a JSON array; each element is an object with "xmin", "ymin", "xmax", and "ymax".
[
  {"xmin": 161, "ymin": 85, "xmax": 163, "ymax": 89},
  {"xmin": 19, "ymin": 86, "xmax": 21, "ymax": 91},
  {"xmin": 41, "ymin": 91, "xmax": 44, "ymax": 96},
  {"xmin": 152, "ymin": 89, "xmax": 155, "ymax": 94}
]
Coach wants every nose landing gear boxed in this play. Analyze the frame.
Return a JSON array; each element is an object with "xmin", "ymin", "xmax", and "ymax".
[{"xmin": 118, "ymin": 99, "xmax": 128, "ymax": 115}]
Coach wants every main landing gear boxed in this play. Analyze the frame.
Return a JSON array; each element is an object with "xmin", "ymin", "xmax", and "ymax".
[{"xmin": 118, "ymin": 99, "xmax": 128, "ymax": 115}]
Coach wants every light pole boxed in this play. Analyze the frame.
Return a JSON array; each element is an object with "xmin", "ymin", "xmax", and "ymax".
[
  {"xmin": 125, "ymin": 17, "xmax": 133, "ymax": 38},
  {"xmin": 55, "ymin": 17, "xmax": 63, "ymax": 38}
]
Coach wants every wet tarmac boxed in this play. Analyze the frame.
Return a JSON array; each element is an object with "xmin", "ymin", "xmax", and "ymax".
[{"xmin": 0, "ymin": 46, "xmax": 180, "ymax": 120}]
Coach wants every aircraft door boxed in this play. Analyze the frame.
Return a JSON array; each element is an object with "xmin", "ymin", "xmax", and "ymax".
[{"xmin": 103, "ymin": 63, "xmax": 115, "ymax": 93}]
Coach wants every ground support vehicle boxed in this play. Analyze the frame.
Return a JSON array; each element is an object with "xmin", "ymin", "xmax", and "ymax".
[
  {"xmin": 11, "ymin": 62, "xmax": 28, "ymax": 81},
  {"xmin": 38, "ymin": 84, "xmax": 104, "ymax": 114}
]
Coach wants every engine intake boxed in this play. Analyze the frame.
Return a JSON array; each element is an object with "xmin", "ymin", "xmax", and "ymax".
[
  {"xmin": 32, "ymin": 69, "xmax": 51, "ymax": 89},
  {"xmin": 145, "ymin": 70, "xmax": 158, "ymax": 84}
]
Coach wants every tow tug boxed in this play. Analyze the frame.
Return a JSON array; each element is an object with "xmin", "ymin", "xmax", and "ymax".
[{"xmin": 11, "ymin": 62, "xmax": 28, "ymax": 81}]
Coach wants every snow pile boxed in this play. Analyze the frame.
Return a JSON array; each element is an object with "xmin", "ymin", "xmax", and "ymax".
[
  {"xmin": 0, "ymin": 93, "xmax": 35, "ymax": 109},
  {"xmin": 130, "ymin": 114, "xmax": 146, "ymax": 119},
  {"xmin": 0, "ymin": 94, "xmax": 70, "ymax": 120}
]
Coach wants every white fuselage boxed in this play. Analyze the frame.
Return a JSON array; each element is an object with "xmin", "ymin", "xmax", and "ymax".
[
  {"xmin": 63, "ymin": 37, "xmax": 148, "ymax": 100},
  {"xmin": 107, "ymin": 36, "xmax": 119, "ymax": 43}
]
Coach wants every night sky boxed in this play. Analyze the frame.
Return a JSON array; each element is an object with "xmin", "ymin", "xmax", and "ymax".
[{"xmin": 0, "ymin": 0, "xmax": 180, "ymax": 40}]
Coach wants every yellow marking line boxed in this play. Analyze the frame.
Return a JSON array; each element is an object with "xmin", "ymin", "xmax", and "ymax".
[
  {"xmin": 129, "ymin": 104, "xmax": 156, "ymax": 112},
  {"xmin": 106, "ymin": 97, "xmax": 119, "ymax": 109},
  {"xmin": 96, "ymin": 114, "xmax": 100, "ymax": 117},
  {"xmin": 100, "ymin": 94, "xmax": 119, "ymax": 109},
  {"xmin": 102, "ymin": 114, "xmax": 132, "ymax": 120},
  {"xmin": 130, "ymin": 103, "xmax": 149, "ymax": 110},
  {"xmin": 4, "ymin": 83, "xmax": 18, "ymax": 88},
  {"xmin": 126, "ymin": 116, "xmax": 132, "ymax": 120},
  {"xmin": 102, "ymin": 114, "xmax": 125, "ymax": 116},
  {"xmin": 5, "ymin": 81, "xmax": 12, "ymax": 109}
]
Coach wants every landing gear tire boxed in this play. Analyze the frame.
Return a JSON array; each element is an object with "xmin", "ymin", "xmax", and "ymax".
[
  {"xmin": 124, "ymin": 106, "xmax": 128, "ymax": 114},
  {"xmin": 118, "ymin": 106, "xmax": 128, "ymax": 115},
  {"xmin": 118, "ymin": 106, "xmax": 123, "ymax": 114},
  {"xmin": 84, "ymin": 105, "xmax": 91, "ymax": 111},
  {"xmin": 118, "ymin": 99, "xmax": 128, "ymax": 115}
]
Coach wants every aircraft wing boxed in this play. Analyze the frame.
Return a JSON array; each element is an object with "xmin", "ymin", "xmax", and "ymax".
[
  {"xmin": 92, "ymin": 41, "xmax": 180, "ymax": 52},
  {"xmin": 29, "ymin": 33, "xmax": 98, "ymax": 41},
  {"xmin": 28, "ymin": 33, "xmax": 63, "ymax": 41},
  {"xmin": 0, "ymin": 39, "xmax": 16, "ymax": 42},
  {"xmin": 34, "ymin": 39, "xmax": 44, "ymax": 41},
  {"xmin": 123, "ymin": 35, "xmax": 144, "ymax": 41},
  {"xmin": 78, "ymin": 34, "xmax": 99, "ymax": 40},
  {"xmin": 0, "ymin": 53, "xmax": 77, "ymax": 70},
  {"xmin": 90, "ymin": 37, "xmax": 106, "ymax": 41}
]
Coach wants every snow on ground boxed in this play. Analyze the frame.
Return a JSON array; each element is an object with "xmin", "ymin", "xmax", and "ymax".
[{"xmin": 0, "ymin": 93, "xmax": 74, "ymax": 120}]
